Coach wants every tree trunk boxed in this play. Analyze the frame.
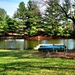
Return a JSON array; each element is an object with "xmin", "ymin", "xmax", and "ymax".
[
  {"xmin": 73, "ymin": 25, "xmax": 75, "ymax": 31},
  {"xmin": 72, "ymin": 19, "xmax": 75, "ymax": 31}
]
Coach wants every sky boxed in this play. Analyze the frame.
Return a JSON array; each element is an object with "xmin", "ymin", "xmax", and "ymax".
[{"xmin": 0, "ymin": 0, "xmax": 29, "ymax": 17}]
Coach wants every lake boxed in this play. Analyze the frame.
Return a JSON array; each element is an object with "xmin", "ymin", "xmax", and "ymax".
[{"xmin": 0, "ymin": 39, "xmax": 75, "ymax": 50}]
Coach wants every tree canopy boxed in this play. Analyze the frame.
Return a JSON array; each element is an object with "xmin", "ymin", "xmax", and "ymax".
[{"xmin": 0, "ymin": 0, "xmax": 75, "ymax": 37}]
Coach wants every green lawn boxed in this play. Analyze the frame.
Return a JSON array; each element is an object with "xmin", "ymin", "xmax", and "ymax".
[{"xmin": 0, "ymin": 50, "xmax": 75, "ymax": 75}]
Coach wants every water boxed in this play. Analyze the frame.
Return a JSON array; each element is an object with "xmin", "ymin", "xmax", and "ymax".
[{"xmin": 0, "ymin": 39, "xmax": 75, "ymax": 50}]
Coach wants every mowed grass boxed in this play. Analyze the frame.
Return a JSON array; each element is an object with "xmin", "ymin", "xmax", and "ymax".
[{"xmin": 0, "ymin": 50, "xmax": 75, "ymax": 75}]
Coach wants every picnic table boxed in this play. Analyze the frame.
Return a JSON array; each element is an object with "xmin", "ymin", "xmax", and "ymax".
[{"xmin": 34, "ymin": 44, "xmax": 67, "ymax": 57}]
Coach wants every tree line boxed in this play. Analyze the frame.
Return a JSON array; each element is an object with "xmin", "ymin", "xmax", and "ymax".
[{"xmin": 0, "ymin": 0, "xmax": 75, "ymax": 37}]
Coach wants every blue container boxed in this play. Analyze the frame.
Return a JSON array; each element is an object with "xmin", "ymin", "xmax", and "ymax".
[{"xmin": 38, "ymin": 44, "xmax": 66, "ymax": 51}]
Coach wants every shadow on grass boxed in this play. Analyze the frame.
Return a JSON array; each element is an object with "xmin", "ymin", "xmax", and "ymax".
[
  {"xmin": 0, "ymin": 50, "xmax": 75, "ymax": 74},
  {"xmin": 0, "ymin": 50, "xmax": 46, "ymax": 59},
  {"xmin": 0, "ymin": 61, "xmax": 75, "ymax": 73},
  {"xmin": 0, "ymin": 50, "xmax": 36, "ymax": 58}
]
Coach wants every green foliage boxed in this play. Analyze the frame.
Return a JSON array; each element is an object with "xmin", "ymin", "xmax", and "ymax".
[
  {"xmin": 0, "ymin": 0, "xmax": 75, "ymax": 37},
  {"xmin": 13, "ymin": 2, "xmax": 27, "ymax": 34},
  {"xmin": 42, "ymin": 0, "xmax": 73, "ymax": 37},
  {"xmin": 44, "ymin": 26, "xmax": 54, "ymax": 36},
  {"xmin": 13, "ymin": 2, "xmax": 27, "ymax": 20},
  {"xmin": 29, "ymin": 30, "xmax": 38, "ymax": 36},
  {"xmin": 0, "ymin": 10, "xmax": 8, "ymax": 35},
  {"xmin": 6, "ymin": 18, "xmax": 19, "ymax": 33},
  {"xmin": 44, "ymin": 0, "xmax": 62, "ymax": 36},
  {"xmin": 0, "ymin": 8, "xmax": 7, "ymax": 20},
  {"xmin": 25, "ymin": 0, "xmax": 41, "ymax": 36},
  {"xmin": 0, "ymin": 20, "xmax": 8, "ymax": 35}
]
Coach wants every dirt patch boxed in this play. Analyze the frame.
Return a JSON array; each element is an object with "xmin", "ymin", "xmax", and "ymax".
[
  {"xmin": 66, "ymin": 53, "xmax": 75, "ymax": 59},
  {"xmin": 33, "ymin": 51, "xmax": 75, "ymax": 59},
  {"xmin": 24, "ymin": 35, "xmax": 75, "ymax": 40}
]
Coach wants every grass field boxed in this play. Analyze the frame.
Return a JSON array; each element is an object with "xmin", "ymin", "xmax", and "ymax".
[{"xmin": 0, "ymin": 50, "xmax": 75, "ymax": 75}]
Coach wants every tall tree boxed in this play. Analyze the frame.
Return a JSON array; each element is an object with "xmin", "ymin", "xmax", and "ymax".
[
  {"xmin": 25, "ymin": 0, "xmax": 41, "ymax": 36},
  {"xmin": 42, "ymin": 0, "xmax": 75, "ymax": 31},
  {"xmin": 0, "ymin": 8, "xmax": 7, "ymax": 20},
  {"xmin": 43, "ymin": 0, "xmax": 61, "ymax": 36},
  {"xmin": 0, "ymin": 8, "xmax": 8, "ymax": 35},
  {"xmin": 13, "ymin": 2, "xmax": 27, "ymax": 34},
  {"xmin": 13, "ymin": 2, "xmax": 27, "ymax": 20},
  {"xmin": 60, "ymin": 0, "xmax": 75, "ymax": 31}
]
